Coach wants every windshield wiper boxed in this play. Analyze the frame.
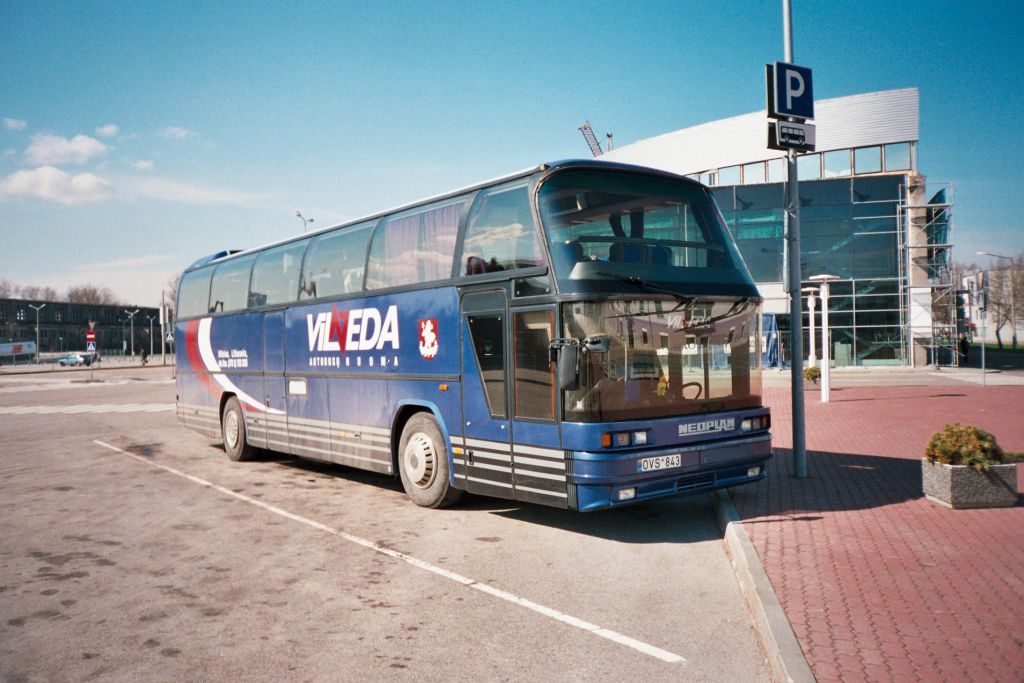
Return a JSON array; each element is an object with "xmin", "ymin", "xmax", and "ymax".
[{"xmin": 593, "ymin": 271, "xmax": 695, "ymax": 308}]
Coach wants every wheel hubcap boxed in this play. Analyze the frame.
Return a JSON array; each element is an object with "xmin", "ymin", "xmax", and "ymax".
[
  {"xmin": 225, "ymin": 411, "xmax": 239, "ymax": 449},
  {"xmin": 404, "ymin": 432, "xmax": 437, "ymax": 489}
]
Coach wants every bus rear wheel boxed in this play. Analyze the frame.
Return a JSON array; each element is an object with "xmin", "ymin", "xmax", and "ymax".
[
  {"xmin": 222, "ymin": 396, "xmax": 256, "ymax": 462},
  {"xmin": 398, "ymin": 413, "xmax": 463, "ymax": 508}
]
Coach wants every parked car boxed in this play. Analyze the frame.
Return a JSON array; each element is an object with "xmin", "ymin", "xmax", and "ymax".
[{"xmin": 55, "ymin": 353, "xmax": 92, "ymax": 367}]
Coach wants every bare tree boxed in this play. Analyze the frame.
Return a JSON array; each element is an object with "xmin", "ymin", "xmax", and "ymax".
[
  {"xmin": 164, "ymin": 274, "xmax": 179, "ymax": 313},
  {"xmin": 66, "ymin": 283, "xmax": 121, "ymax": 306},
  {"xmin": 0, "ymin": 278, "xmax": 14, "ymax": 298},
  {"xmin": 18, "ymin": 285, "xmax": 60, "ymax": 302},
  {"xmin": 985, "ymin": 255, "xmax": 1023, "ymax": 349}
]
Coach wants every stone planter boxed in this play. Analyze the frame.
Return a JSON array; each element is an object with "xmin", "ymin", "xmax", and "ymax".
[{"xmin": 921, "ymin": 459, "xmax": 1019, "ymax": 509}]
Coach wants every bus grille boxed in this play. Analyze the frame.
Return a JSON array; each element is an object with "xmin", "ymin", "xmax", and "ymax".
[{"xmin": 677, "ymin": 472, "xmax": 715, "ymax": 491}]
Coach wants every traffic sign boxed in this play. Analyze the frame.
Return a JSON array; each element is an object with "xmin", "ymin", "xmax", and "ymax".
[
  {"xmin": 86, "ymin": 331, "xmax": 96, "ymax": 343},
  {"xmin": 768, "ymin": 119, "xmax": 816, "ymax": 152},
  {"xmin": 165, "ymin": 332, "xmax": 174, "ymax": 344},
  {"xmin": 766, "ymin": 61, "xmax": 814, "ymax": 121},
  {"xmin": 87, "ymin": 341, "xmax": 96, "ymax": 352}
]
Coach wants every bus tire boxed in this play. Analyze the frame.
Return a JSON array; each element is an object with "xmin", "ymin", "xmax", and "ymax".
[
  {"xmin": 222, "ymin": 397, "xmax": 256, "ymax": 462},
  {"xmin": 398, "ymin": 413, "xmax": 463, "ymax": 508}
]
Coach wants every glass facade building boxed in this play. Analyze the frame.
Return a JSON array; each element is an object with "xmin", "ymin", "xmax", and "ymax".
[
  {"xmin": 601, "ymin": 88, "xmax": 954, "ymax": 367},
  {"xmin": 0, "ymin": 298, "xmax": 161, "ymax": 357}
]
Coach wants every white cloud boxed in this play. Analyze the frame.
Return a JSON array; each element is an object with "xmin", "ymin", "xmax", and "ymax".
[
  {"xmin": 25, "ymin": 133, "xmax": 108, "ymax": 165},
  {"xmin": 76, "ymin": 253, "xmax": 176, "ymax": 270},
  {"xmin": 125, "ymin": 176, "xmax": 260, "ymax": 207},
  {"xmin": 160, "ymin": 126, "xmax": 193, "ymax": 140},
  {"xmin": 0, "ymin": 166, "xmax": 114, "ymax": 204},
  {"xmin": 4, "ymin": 118, "xmax": 27, "ymax": 131},
  {"xmin": 95, "ymin": 124, "xmax": 119, "ymax": 138},
  {"xmin": 38, "ymin": 255, "xmax": 183, "ymax": 308},
  {"xmin": 132, "ymin": 159, "xmax": 155, "ymax": 171}
]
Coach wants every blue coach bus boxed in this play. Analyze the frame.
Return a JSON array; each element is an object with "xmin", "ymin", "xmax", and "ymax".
[{"xmin": 175, "ymin": 160, "xmax": 771, "ymax": 512}]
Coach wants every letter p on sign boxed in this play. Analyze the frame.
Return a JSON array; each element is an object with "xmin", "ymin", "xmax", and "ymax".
[{"xmin": 772, "ymin": 62, "xmax": 814, "ymax": 120}]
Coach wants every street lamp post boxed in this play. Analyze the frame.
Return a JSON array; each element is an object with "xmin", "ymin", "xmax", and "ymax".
[
  {"xmin": 978, "ymin": 251, "xmax": 1017, "ymax": 349},
  {"xmin": 147, "ymin": 315, "xmax": 156, "ymax": 358},
  {"xmin": 296, "ymin": 210, "xmax": 314, "ymax": 233},
  {"xmin": 28, "ymin": 303, "xmax": 46, "ymax": 363},
  {"xmin": 803, "ymin": 287, "xmax": 819, "ymax": 367},
  {"xmin": 124, "ymin": 309, "xmax": 140, "ymax": 362},
  {"xmin": 810, "ymin": 275, "xmax": 840, "ymax": 402}
]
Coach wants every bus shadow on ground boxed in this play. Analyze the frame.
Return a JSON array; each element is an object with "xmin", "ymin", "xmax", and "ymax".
[
  {"xmin": 238, "ymin": 444, "xmax": 946, "ymax": 541},
  {"xmin": 484, "ymin": 493, "xmax": 728, "ymax": 544},
  {"xmin": 729, "ymin": 448, "xmax": 1018, "ymax": 520},
  {"xmin": 249, "ymin": 448, "xmax": 727, "ymax": 544},
  {"xmin": 254, "ymin": 451, "xmax": 407, "ymax": 493}
]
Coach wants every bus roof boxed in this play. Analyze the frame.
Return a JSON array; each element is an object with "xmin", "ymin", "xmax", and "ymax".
[{"xmin": 186, "ymin": 160, "xmax": 702, "ymax": 273}]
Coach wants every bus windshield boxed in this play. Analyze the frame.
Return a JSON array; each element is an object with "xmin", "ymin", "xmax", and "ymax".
[
  {"xmin": 562, "ymin": 299, "xmax": 762, "ymax": 422},
  {"xmin": 538, "ymin": 168, "xmax": 758, "ymax": 298}
]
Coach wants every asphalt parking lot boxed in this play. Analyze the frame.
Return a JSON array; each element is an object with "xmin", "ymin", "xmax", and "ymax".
[{"xmin": 0, "ymin": 366, "xmax": 768, "ymax": 682}]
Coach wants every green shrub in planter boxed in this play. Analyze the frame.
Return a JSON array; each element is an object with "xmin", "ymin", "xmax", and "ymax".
[
  {"xmin": 924, "ymin": 423, "xmax": 1004, "ymax": 472},
  {"xmin": 803, "ymin": 366, "xmax": 821, "ymax": 383}
]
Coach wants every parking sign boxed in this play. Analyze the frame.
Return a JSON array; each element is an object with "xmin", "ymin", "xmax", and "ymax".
[{"xmin": 766, "ymin": 61, "xmax": 814, "ymax": 121}]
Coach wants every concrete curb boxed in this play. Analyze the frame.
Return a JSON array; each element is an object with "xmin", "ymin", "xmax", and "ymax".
[{"xmin": 713, "ymin": 489, "xmax": 816, "ymax": 683}]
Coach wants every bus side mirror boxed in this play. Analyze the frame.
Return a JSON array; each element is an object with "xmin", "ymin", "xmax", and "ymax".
[{"xmin": 557, "ymin": 345, "xmax": 579, "ymax": 391}]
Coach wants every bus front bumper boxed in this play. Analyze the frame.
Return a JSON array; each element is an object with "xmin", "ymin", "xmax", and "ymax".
[{"xmin": 569, "ymin": 433, "xmax": 772, "ymax": 512}]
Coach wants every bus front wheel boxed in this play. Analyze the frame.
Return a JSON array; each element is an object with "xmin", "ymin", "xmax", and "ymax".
[
  {"xmin": 398, "ymin": 413, "xmax": 463, "ymax": 508},
  {"xmin": 222, "ymin": 397, "xmax": 256, "ymax": 462}
]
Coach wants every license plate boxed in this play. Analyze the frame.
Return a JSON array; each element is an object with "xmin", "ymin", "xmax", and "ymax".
[{"xmin": 637, "ymin": 454, "xmax": 681, "ymax": 473}]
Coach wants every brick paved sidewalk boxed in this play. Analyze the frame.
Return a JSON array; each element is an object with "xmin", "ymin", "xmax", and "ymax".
[{"xmin": 730, "ymin": 383, "xmax": 1024, "ymax": 682}]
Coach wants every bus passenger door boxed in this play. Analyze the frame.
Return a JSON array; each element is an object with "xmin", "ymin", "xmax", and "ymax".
[
  {"xmin": 262, "ymin": 310, "xmax": 287, "ymax": 453},
  {"xmin": 509, "ymin": 307, "xmax": 568, "ymax": 509},
  {"xmin": 459, "ymin": 290, "xmax": 514, "ymax": 499}
]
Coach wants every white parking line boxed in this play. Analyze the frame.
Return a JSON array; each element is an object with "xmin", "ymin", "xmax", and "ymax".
[
  {"xmin": 0, "ymin": 403, "xmax": 175, "ymax": 415},
  {"xmin": 0, "ymin": 378, "xmax": 175, "ymax": 394},
  {"xmin": 93, "ymin": 439, "xmax": 685, "ymax": 665}
]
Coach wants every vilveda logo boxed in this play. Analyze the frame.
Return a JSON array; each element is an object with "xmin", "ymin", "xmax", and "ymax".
[
  {"xmin": 307, "ymin": 305, "xmax": 400, "ymax": 353},
  {"xmin": 418, "ymin": 319, "xmax": 439, "ymax": 360}
]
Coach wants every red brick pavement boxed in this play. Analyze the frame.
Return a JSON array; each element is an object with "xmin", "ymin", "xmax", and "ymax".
[{"xmin": 729, "ymin": 383, "xmax": 1024, "ymax": 682}]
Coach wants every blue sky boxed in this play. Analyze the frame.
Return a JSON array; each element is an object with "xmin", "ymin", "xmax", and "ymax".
[{"xmin": 2, "ymin": 1, "xmax": 1022, "ymax": 306}]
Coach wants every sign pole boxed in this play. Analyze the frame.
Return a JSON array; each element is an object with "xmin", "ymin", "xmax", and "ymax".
[
  {"xmin": 160, "ymin": 292, "xmax": 166, "ymax": 367},
  {"xmin": 782, "ymin": 0, "xmax": 807, "ymax": 478}
]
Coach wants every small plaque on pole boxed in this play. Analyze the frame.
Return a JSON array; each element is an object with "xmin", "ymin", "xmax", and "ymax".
[{"xmin": 768, "ymin": 120, "xmax": 816, "ymax": 152}]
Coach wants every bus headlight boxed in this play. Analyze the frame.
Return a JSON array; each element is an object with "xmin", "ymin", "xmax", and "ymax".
[
  {"xmin": 741, "ymin": 415, "xmax": 770, "ymax": 432},
  {"xmin": 601, "ymin": 430, "xmax": 650, "ymax": 448}
]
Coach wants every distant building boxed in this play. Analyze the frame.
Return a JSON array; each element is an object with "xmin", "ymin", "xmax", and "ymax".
[
  {"xmin": 0, "ymin": 298, "xmax": 161, "ymax": 357},
  {"xmin": 602, "ymin": 88, "xmax": 955, "ymax": 367}
]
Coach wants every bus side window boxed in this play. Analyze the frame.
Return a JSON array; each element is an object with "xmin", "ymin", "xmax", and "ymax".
[
  {"xmin": 467, "ymin": 314, "xmax": 507, "ymax": 418},
  {"xmin": 177, "ymin": 268, "xmax": 213, "ymax": 319},
  {"xmin": 249, "ymin": 239, "xmax": 308, "ymax": 307},
  {"xmin": 366, "ymin": 199, "xmax": 465, "ymax": 290},
  {"xmin": 461, "ymin": 184, "xmax": 544, "ymax": 276},
  {"xmin": 209, "ymin": 255, "xmax": 256, "ymax": 314},
  {"xmin": 300, "ymin": 222, "xmax": 373, "ymax": 300},
  {"xmin": 513, "ymin": 310, "xmax": 555, "ymax": 420}
]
